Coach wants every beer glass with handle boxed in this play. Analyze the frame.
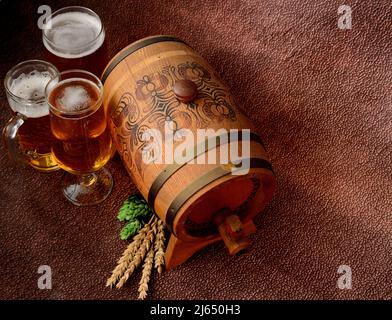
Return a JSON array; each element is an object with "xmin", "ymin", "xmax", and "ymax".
[
  {"xmin": 3, "ymin": 60, "xmax": 59, "ymax": 171},
  {"xmin": 42, "ymin": 6, "xmax": 108, "ymax": 76},
  {"xmin": 45, "ymin": 70, "xmax": 113, "ymax": 205}
]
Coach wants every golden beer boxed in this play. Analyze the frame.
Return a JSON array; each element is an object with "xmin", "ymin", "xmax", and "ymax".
[
  {"xmin": 46, "ymin": 70, "xmax": 113, "ymax": 205},
  {"xmin": 3, "ymin": 60, "xmax": 59, "ymax": 171},
  {"xmin": 15, "ymin": 115, "xmax": 56, "ymax": 169},
  {"xmin": 48, "ymin": 78, "xmax": 112, "ymax": 174}
]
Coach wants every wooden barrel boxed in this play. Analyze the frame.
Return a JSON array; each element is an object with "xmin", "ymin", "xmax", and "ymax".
[{"xmin": 102, "ymin": 36, "xmax": 276, "ymax": 253}]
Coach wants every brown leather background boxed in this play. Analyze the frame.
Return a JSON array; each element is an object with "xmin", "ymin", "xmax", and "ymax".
[{"xmin": 0, "ymin": 0, "xmax": 391, "ymax": 299}]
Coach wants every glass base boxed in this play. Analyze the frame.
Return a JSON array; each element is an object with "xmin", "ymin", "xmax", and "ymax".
[{"xmin": 62, "ymin": 167, "xmax": 113, "ymax": 206}]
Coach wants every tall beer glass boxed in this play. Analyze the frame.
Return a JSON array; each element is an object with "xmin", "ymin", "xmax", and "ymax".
[
  {"xmin": 46, "ymin": 70, "xmax": 113, "ymax": 205},
  {"xmin": 3, "ymin": 60, "xmax": 59, "ymax": 171},
  {"xmin": 42, "ymin": 6, "xmax": 108, "ymax": 76}
]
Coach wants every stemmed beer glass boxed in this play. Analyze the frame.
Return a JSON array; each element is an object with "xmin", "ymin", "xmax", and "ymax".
[{"xmin": 45, "ymin": 70, "xmax": 113, "ymax": 205}]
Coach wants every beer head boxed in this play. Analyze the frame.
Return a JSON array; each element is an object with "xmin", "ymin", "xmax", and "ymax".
[
  {"xmin": 4, "ymin": 60, "xmax": 59, "ymax": 118},
  {"xmin": 48, "ymin": 78, "xmax": 100, "ymax": 114},
  {"xmin": 43, "ymin": 7, "xmax": 105, "ymax": 59},
  {"xmin": 46, "ymin": 69, "xmax": 103, "ymax": 117}
]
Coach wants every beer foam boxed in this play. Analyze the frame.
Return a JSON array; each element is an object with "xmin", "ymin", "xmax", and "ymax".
[
  {"xmin": 8, "ymin": 70, "xmax": 51, "ymax": 118},
  {"xmin": 54, "ymin": 79, "xmax": 96, "ymax": 112},
  {"xmin": 43, "ymin": 11, "xmax": 104, "ymax": 59}
]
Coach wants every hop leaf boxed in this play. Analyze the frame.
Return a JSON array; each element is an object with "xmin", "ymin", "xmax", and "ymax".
[{"xmin": 120, "ymin": 220, "xmax": 143, "ymax": 240}]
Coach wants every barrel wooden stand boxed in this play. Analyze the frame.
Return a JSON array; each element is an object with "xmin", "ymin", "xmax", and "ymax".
[
  {"xmin": 166, "ymin": 219, "xmax": 257, "ymax": 269},
  {"xmin": 102, "ymin": 36, "xmax": 277, "ymax": 268}
]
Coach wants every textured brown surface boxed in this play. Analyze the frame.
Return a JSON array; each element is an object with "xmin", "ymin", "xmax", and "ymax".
[{"xmin": 0, "ymin": 0, "xmax": 391, "ymax": 300}]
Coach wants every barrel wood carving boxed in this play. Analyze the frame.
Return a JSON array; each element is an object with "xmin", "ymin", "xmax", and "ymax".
[{"xmin": 102, "ymin": 35, "xmax": 277, "ymax": 268}]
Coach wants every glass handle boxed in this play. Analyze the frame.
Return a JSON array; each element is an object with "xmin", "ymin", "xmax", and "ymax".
[{"xmin": 2, "ymin": 113, "xmax": 28, "ymax": 166}]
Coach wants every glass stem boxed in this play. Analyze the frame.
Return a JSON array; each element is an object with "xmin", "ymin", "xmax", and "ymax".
[{"xmin": 80, "ymin": 173, "xmax": 96, "ymax": 186}]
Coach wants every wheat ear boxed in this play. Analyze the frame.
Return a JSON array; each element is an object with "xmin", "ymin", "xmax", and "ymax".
[
  {"xmin": 106, "ymin": 219, "xmax": 152, "ymax": 287},
  {"xmin": 138, "ymin": 245, "xmax": 155, "ymax": 300},
  {"xmin": 154, "ymin": 219, "xmax": 166, "ymax": 274},
  {"xmin": 116, "ymin": 218, "xmax": 158, "ymax": 288}
]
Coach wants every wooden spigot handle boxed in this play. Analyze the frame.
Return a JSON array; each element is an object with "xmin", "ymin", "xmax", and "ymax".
[{"xmin": 214, "ymin": 209, "xmax": 251, "ymax": 255}]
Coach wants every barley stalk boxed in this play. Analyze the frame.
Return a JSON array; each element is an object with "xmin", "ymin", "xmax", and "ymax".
[
  {"xmin": 138, "ymin": 245, "xmax": 155, "ymax": 300},
  {"xmin": 116, "ymin": 218, "xmax": 158, "ymax": 288},
  {"xmin": 154, "ymin": 219, "xmax": 166, "ymax": 274}
]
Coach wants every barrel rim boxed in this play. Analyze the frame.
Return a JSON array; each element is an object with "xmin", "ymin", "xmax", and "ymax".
[
  {"xmin": 174, "ymin": 170, "xmax": 274, "ymax": 240},
  {"xmin": 148, "ymin": 131, "xmax": 268, "ymax": 211},
  {"xmin": 166, "ymin": 157, "xmax": 274, "ymax": 234},
  {"xmin": 101, "ymin": 35, "xmax": 188, "ymax": 83}
]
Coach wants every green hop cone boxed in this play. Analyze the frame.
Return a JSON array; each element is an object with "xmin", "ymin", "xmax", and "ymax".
[
  {"xmin": 117, "ymin": 195, "xmax": 153, "ymax": 222},
  {"xmin": 117, "ymin": 205, "xmax": 130, "ymax": 222},
  {"xmin": 120, "ymin": 220, "xmax": 143, "ymax": 240},
  {"xmin": 117, "ymin": 194, "xmax": 155, "ymax": 240}
]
